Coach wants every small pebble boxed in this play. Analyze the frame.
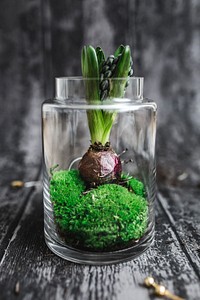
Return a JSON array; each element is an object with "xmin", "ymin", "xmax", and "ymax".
[{"xmin": 14, "ymin": 281, "xmax": 20, "ymax": 295}]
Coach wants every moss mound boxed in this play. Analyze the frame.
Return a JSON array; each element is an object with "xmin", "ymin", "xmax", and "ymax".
[{"xmin": 50, "ymin": 170, "xmax": 148, "ymax": 251}]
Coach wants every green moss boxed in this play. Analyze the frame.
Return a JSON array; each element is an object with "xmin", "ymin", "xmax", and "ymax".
[
  {"xmin": 50, "ymin": 170, "xmax": 86, "ymax": 231},
  {"xmin": 50, "ymin": 169, "xmax": 148, "ymax": 251},
  {"xmin": 128, "ymin": 178, "xmax": 145, "ymax": 197},
  {"xmin": 121, "ymin": 173, "xmax": 145, "ymax": 196}
]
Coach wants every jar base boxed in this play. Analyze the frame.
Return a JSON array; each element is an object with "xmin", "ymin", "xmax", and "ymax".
[{"xmin": 44, "ymin": 225, "xmax": 154, "ymax": 265}]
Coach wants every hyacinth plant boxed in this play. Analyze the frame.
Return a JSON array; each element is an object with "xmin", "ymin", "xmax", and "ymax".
[
  {"xmin": 49, "ymin": 45, "xmax": 149, "ymax": 251},
  {"xmin": 78, "ymin": 45, "xmax": 133, "ymax": 185}
]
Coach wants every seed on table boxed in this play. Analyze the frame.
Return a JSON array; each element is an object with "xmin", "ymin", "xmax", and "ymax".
[
  {"xmin": 14, "ymin": 281, "xmax": 20, "ymax": 295},
  {"xmin": 144, "ymin": 277, "xmax": 155, "ymax": 287}
]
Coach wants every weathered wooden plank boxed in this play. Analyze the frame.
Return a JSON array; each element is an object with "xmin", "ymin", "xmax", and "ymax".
[
  {"xmin": 0, "ymin": 187, "xmax": 38, "ymax": 261},
  {"xmin": 0, "ymin": 188, "xmax": 199, "ymax": 300},
  {"xmin": 158, "ymin": 187, "xmax": 200, "ymax": 278}
]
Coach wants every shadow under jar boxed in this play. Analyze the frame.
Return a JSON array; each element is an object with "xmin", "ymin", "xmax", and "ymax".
[{"xmin": 42, "ymin": 77, "xmax": 157, "ymax": 264}]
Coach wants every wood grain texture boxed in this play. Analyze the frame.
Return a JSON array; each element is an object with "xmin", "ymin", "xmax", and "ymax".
[
  {"xmin": 158, "ymin": 187, "xmax": 200, "ymax": 278},
  {"xmin": 0, "ymin": 188, "xmax": 200, "ymax": 300}
]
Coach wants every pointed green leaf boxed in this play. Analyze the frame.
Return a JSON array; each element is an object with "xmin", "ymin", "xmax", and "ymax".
[
  {"xmin": 114, "ymin": 44, "xmax": 125, "ymax": 57},
  {"xmin": 113, "ymin": 45, "xmax": 131, "ymax": 78},
  {"xmin": 81, "ymin": 45, "xmax": 100, "ymax": 100},
  {"xmin": 109, "ymin": 45, "xmax": 131, "ymax": 98},
  {"xmin": 96, "ymin": 47, "xmax": 105, "ymax": 70},
  {"xmin": 81, "ymin": 44, "xmax": 133, "ymax": 145},
  {"xmin": 81, "ymin": 45, "xmax": 99, "ymax": 79}
]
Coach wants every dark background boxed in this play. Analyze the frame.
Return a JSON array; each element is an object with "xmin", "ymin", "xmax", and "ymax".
[
  {"xmin": 0, "ymin": 1, "xmax": 200, "ymax": 299},
  {"xmin": 1, "ymin": 0, "xmax": 200, "ymax": 188}
]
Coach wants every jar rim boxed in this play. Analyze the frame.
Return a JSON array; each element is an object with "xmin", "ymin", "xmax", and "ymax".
[
  {"xmin": 55, "ymin": 77, "xmax": 144, "ymax": 101},
  {"xmin": 55, "ymin": 76, "xmax": 144, "ymax": 81}
]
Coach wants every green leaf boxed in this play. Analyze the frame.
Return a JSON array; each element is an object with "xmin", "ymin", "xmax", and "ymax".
[
  {"xmin": 110, "ymin": 45, "xmax": 131, "ymax": 98},
  {"xmin": 96, "ymin": 46, "xmax": 105, "ymax": 70},
  {"xmin": 81, "ymin": 44, "xmax": 132, "ymax": 145},
  {"xmin": 114, "ymin": 44, "xmax": 125, "ymax": 57},
  {"xmin": 87, "ymin": 110, "xmax": 105, "ymax": 144},
  {"xmin": 81, "ymin": 45, "xmax": 99, "ymax": 79},
  {"xmin": 113, "ymin": 45, "xmax": 131, "ymax": 78},
  {"xmin": 81, "ymin": 45, "xmax": 100, "ymax": 101},
  {"xmin": 81, "ymin": 45, "xmax": 104, "ymax": 143}
]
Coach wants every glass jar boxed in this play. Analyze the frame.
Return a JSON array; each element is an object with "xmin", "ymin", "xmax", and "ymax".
[{"xmin": 42, "ymin": 77, "xmax": 157, "ymax": 264}]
